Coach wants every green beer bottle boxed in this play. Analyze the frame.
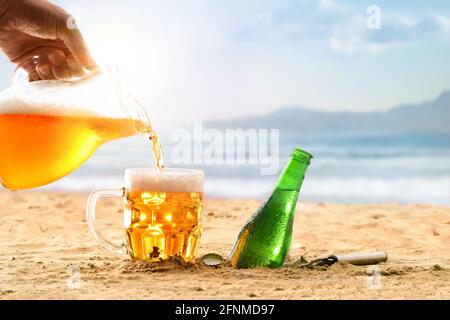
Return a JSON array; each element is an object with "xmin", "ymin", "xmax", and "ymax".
[{"xmin": 229, "ymin": 147, "xmax": 313, "ymax": 268}]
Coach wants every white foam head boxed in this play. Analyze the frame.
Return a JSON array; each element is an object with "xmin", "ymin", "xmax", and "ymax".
[
  {"xmin": 125, "ymin": 168, "xmax": 204, "ymax": 193},
  {"xmin": 0, "ymin": 97, "xmax": 102, "ymax": 117},
  {"xmin": 0, "ymin": 80, "xmax": 102, "ymax": 117},
  {"xmin": 0, "ymin": 70, "xmax": 131, "ymax": 118}
]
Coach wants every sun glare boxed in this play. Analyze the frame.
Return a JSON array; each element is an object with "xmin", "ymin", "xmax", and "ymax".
[{"xmin": 84, "ymin": 24, "xmax": 168, "ymax": 99}]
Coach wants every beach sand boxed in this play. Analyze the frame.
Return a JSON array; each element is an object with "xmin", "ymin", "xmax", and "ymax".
[{"xmin": 0, "ymin": 191, "xmax": 449, "ymax": 299}]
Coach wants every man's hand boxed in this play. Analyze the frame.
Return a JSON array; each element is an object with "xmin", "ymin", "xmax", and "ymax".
[{"xmin": 0, "ymin": 0, "xmax": 97, "ymax": 81}]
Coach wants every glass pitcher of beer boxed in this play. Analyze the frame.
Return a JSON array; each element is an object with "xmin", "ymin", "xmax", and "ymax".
[{"xmin": 0, "ymin": 65, "xmax": 152, "ymax": 190}]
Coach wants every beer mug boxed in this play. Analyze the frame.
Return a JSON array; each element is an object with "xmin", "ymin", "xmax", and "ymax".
[
  {"xmin": 86, "ymin": 168, "xmax": 204, "ymax": 262},
  {"xmin": 0, "ymin": 65, "xmax": 151, "ymax": 190}
]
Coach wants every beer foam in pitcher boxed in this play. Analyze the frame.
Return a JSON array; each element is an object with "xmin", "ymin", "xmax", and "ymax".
[
  {"xmin": 0, "ymin": 81, "xmax": 102, "ymax": 117},
  {"xmin": 0, "ymin": 97, "xmax": 102, "ymax": 118},
  {"xmin": 126, "ymin": 169, "xmax": 204, "ymax": 193}
]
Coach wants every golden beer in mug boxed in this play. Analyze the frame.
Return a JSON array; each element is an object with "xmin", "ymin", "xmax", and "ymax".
[{"xmin": 86, "ymin": 168, "xmax": 204, "ymax": 262}]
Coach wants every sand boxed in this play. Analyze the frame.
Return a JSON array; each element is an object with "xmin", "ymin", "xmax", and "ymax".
[{"xmin": 0, "ymin": 191, "xmax": 449, "ymax": 300}]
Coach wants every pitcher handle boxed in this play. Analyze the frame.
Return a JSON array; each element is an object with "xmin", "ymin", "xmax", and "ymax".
[{"xmin": 86, "ymin": 188, "xmax": 127, "ymax": 254}]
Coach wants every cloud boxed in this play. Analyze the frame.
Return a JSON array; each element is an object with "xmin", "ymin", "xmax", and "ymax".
[
  {"xmin": 322, "ymin": 2, "xmax": 450, "ymax": 55},
  {"xmin": 430, "ymin": 13, "xmax": 450, "ymax": 33},
  {"xmin": 358, "ymin": 12, "xmax": 450, "ymax": 52},
  {"xmin": 317, "ymin": 0, "xmax": 348, "ymax": 15},
  {"xmin": 230, "ymin": 0, "xmax": 450, "ymax": 56}
]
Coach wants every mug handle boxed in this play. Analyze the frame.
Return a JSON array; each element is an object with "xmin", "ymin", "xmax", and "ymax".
[{"xmin": 86, "ymin": 188, "xmax": 127, "ymax": 254}]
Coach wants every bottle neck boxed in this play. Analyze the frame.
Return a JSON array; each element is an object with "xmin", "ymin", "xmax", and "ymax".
[{"xmin": 275, "ymin": 149, "xmax": 311, "ymax": 191}]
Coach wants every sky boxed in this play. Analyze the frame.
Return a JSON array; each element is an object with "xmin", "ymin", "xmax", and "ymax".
[{"xmin": 1, "ymin": 0, "xmax": 450, "ymax": 128}]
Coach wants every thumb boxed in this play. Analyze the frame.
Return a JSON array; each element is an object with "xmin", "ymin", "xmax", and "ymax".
[{"xmin": 58, "ymin": 19, "xmax": 98, "ymax": 72}]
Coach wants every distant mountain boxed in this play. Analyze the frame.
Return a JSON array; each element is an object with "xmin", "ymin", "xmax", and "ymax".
[{"xmin": 207, "ymin": 91, "xmax": 450, "ymax": 135}]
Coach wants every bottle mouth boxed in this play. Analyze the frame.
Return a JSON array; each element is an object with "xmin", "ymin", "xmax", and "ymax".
[{"xmin": 291, "ymin": 147, "xmax": 313, "ymax": 164}]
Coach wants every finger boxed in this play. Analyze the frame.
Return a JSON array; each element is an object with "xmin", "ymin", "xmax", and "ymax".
[
  {"xmin": 48, "ymin": 50, "xmax": 72, "ymax": 80},
  {"xmin": 50, "ymin": 62, "xmax": 71, "ymax": 81},
  {"xmin": 66, "ymin": 55, "xmax": 85, "ymax": 78},
  {"xmin": 18, "ymin": 60, "xmax": 41, "ymax": 82},
  {"xmin": 48, "ymin": 49, "xmax": 66, "ymax": 67},
  {"xmin": 36, "ymin": 58, "xmax": 56, "ymax": 80},
  {"xmin": 60, "ymin": 26, "xmax": 98, "ymax": 72},
  {"xmin": 28, "ymin": 71, "xmax": 41, "ymax": 82}
]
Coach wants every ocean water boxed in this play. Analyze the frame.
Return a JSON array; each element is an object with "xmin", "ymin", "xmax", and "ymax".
[{"xmin": 43, "ymin": 132, "xmax": 450, "ymax": 205}]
